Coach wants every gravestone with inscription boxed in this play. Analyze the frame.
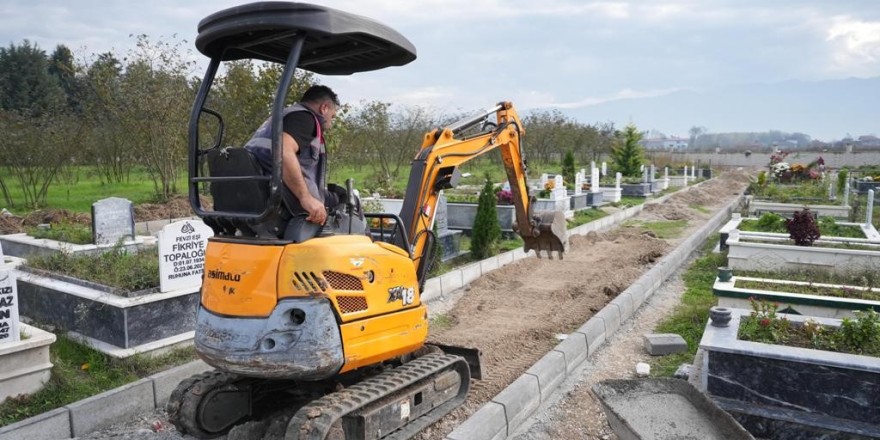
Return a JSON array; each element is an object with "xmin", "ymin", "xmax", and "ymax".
[
  {"xmin": 0, "ymin": 268, "xmax": 19, "ymax": 343},
  {"xmin": 435, "ymin": 194, "xmax": 464, "ymax": 261},
  {"xmin": 91, "ymin": 197, "xmax": 135, "ymax": 245},
  {"xmin": 159, "ymin": 220, "xmax": 214, "ymax": 293}
]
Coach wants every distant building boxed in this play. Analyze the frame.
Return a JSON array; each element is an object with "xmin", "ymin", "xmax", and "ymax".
[{"xmin": 641, "ymin": 137, "xmax": 689, "ymax": 151}]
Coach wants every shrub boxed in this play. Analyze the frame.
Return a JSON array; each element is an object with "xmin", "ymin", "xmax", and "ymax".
[
  {"xmin": 610, "ymin": 123, "xmax": 644, "ymax": 177},
  {"xmin": 562, "ymin": 150, "xmax": 576, "ymax": 189},
  {"xmin": 757, "ymin": 170, "xmax": 767, "ymax": 187},
  {"xmin": 754, "ymin": 212, "xmax": 785, "ymax": 232},
  {"xmin": 836, "ymin": 309, "xmax": 880, "ymax": 352},
  {"xmin": 495, "ymin": 189, "xmax": 514, "ymax": 205},
  {"xmin": 838, "ymin": 169, "xmax": 848, "ymax": 196},
  {"xmin": 785, "ymin": 208, "xmax": 821, "ymax": 246},
  {"xmin": 470, "ymin": 176, "xmax": 501, "ymax": 260},
  {"xmin": 739, "ymin": 297, "xmax": 790, "ymax": 343}
]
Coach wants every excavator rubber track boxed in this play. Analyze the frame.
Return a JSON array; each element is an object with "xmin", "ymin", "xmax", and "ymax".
[{"xmin": 284, "ymin": 352, "xmax": 470, "ymax": 440}]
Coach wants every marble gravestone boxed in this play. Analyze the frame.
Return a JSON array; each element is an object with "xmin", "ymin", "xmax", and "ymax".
[
  {"xmin": 158, "ymin": 220, "xmax": 214, "ymax": 293},
  {"xmin": 0, "ymin": 268, "xmax": 20, "ymax": 343},
  {"xmin": 91, "ymin": 197, "xmax": 135, "ymax": 245},
  {"xmin": 434, "ymin": 194, "xmax": 463, "ymax": 262}
]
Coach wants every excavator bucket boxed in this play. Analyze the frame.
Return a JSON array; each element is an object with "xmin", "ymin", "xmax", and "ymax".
[{"xmin": 522, "ymin": 209, "xmax": 568, "ymax": 259}]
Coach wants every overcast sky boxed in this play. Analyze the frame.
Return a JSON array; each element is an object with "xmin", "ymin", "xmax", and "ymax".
[{"xmin": 2, "ymin": 1, "xmax": 879, "ymax": 137}]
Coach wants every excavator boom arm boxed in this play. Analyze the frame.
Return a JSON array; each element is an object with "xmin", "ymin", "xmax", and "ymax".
[{"xmin": 397, "ymin": 102, "xmax": 567, "ymax": 282}]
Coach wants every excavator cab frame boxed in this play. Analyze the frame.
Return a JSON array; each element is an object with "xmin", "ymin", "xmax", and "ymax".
[{"xmin": 187, "ymin": 2, "xmax": 417, "ymax": 233}]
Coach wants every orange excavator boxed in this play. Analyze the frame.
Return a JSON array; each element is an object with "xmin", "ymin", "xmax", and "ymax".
[{"xmin": 168, "ymin": 2, "xmax": 567, "ymax": 439}]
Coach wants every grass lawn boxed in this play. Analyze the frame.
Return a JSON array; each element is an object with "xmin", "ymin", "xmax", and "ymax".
[
  {"xmin": 650, "ymin": 236, "xmax": 725, "ymax": 376},
  {"xmin": 624, "ymin": 219, "xmax": 689, "ymax": 239},
  {"xmin": 2, "ymin": 167, "xmax": 188, "ymax": 215},
  {"xmin": 0, "ymin": 335, "xmax": 196, "ymax": 427},
  {"xmin": 567, "ymin": 208, "xmax": 608, "ymax": 228}
]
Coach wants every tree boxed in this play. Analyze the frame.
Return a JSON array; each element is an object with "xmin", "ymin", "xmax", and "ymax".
[
  {"xmin": 561, "ymin": 150, "xmax": 576, "ymax": 189},
  {"xmin": 80, "ymin": 52, "xmax": 133, "ymax": 183},
  {"xmin": 611, "ymin": 123, "xmax": 644, "ymax": 177},
  {"xmin": 470, "ymin": 176, "xmax": 501, "ymax": 260},
  {"xmin": 0, "ymin": 40, "xmax": 65, "ymax": 116},
  {"xmin": 688, "ymin": 126, "xmax": 706, "ymax": 150},
  {"xmin": 48, "ymin": 44, "xmax": 79, "ymax": 111},
  {"xmin": 114, "ymin": 35, "xmax": 194, "ymax": 200}
]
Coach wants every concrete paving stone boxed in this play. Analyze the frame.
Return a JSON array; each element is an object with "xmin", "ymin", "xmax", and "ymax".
[
  {"xmin": 0, "ymin": 407, "xmax": 70, "ymax": 440},
  {"xmin": 611, "ymin": 292, "xmax": 635, "ymax": 322},
  {"xmin": 595, "ymin": 302, "xmax": 622, "ymax": 337},
  {"xmin": 627, "ymin": 281, "xmax": 649, "ymax": 309},
  {"xmin": 65, "ymin": 378, "xmax": 154, "ymax": 437},
  {"xmin": 644, "ymin": 333, "xmax": 688, "ymax": 356},
  {"xmin": 553, "ymin": 331, "xmax": 588, "ymax": 375},
  {"xmin": 492, "ymin": 374, "xmax": 541, "ymax": 434},
  {"xmin": 151, "ymin": 359, "xmax": 212, "ymax": 408},
  {"xmin": 480, "ymin": 256, "xmax": 500, "ymax": 275},
  {"xmin": 445, "ymin": 401, "xmax": 507, "ymax": 440},
  {"xmin": 439, "ymin": 271, "xmax": 463, "ymax": 295},
  {"xmin": 526, "ymin": 351, "xmax": 566, "ymax": 401},
  {"xmin": 421, "ymin": 277, "xmax": 442, "ymax": 303},
  {"xmin": 576, "ymin": 317, "xmax": 606, "ymax": 357},
  {"xmin": 461, "ymin": 262, "xmax": 482, "ymax": 285}
]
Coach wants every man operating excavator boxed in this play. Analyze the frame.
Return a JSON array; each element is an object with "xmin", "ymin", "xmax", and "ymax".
[{"xmin": 244, "ymin": 85, "xmax": 340, "ymax": 241}]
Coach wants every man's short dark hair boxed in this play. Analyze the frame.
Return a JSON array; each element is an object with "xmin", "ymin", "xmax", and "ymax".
[{"xmin": 301, "ymin": 85, "xmax": 340, "ymax": 106}]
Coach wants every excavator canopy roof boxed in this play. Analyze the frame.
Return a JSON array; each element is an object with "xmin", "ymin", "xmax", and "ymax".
[{"xmin": 196, "ymin": 1, "xmax": 417, "ymax": 75}]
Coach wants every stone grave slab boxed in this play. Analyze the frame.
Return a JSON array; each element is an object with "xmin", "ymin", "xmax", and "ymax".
[{"xmin": 91, "ymin": 197, "xmax": 135, "ymax": 246}]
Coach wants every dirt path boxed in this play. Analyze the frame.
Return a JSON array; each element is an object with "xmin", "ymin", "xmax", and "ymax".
[
  {"xmin": 415, "ymin": 172, "xmax": 748, "ymax": 440},
  {"xmin": 77, "ymin": 172, "xmax": 747, "ymax": 440}
]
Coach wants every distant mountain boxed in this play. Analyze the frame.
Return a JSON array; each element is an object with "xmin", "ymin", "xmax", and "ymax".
[{"xmin": 562, "ymin": 77, "xmax": 880, "ymax": 142}]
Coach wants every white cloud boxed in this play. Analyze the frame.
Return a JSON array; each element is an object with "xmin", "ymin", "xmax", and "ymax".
[
  {"xmin": 532, "ymin": 87, "xmax": 683, "ymax": 109},
  {"xmin": 826, "ymin": 16, "xmax": 880, "ymax": 75}
]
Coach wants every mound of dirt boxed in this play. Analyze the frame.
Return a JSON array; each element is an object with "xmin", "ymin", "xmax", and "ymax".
[
  {"xmin": 0, "ymin": 209, "xmax": 91, "ymax": 234},
  {"xmin": 133, "ymin": 196, "xmax": 211, "ymax": 222}
]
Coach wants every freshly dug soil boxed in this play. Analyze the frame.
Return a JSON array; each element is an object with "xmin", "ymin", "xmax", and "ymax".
[
  {"xmin": 75, "ymin": 171, "xmax": 748, "ymax": 440},
  {"xmin": 416, "ymin": 172, "xmax": 747, "ymax": 440},
  {"xmin": 0, "ymin": 209, "xmax": 91, "ymax": 234}
]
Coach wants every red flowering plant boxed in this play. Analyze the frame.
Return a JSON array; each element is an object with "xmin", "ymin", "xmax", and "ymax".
[
  {"xmin": 495, "ymin": 189, "xmax": 514, "ymax": 205},
  {"xmin": 738, "ymin": 297, "xmax": 790, "ymax": 343}
]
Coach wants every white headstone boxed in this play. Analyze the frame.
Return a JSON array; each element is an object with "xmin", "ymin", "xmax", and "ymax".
[
  {"xmin": 0, "ymin": 269, "xmax": 20, "ymax": 343},
  {"xmin": 590, "ymin": 161, "xmax": 596, "ymax": 176},
  {"xmin": 552, "ymin": 175, "xmax": 566, "ymax": 200},
  {"xmin": 867, "ymin": 190, "xmax": 875, "ymax": 226},
  {"xmin": 828, "ymin": 182, "xmax": 835, "ymax": 200},
  {"xmin": 642, "ymin": 168, "xmax": 649, "ymax": 183},
  {"xmin": 649, "ymin": 165, "xmax": 656, "ymax": 182},
  {"xmin": 615, "ymin": 172, "xmax": 622, "ymax": 189},
  {"xmin": 159, "ymin": 220, "xmax": 214, "ymax": 293},
  {"xmin": 0, "ymin": 241, "xmax": 3, "ymax": 259},
  {"xmin": 91, "ymin": 197, "xmax": 135, "ymax": 245},
  {"xmin": 664, "ymin": 167, "xmax": 669, "ymax": 179},
  {"xmin": 591, "ymin": 167, "xmax": 600, "ymax": 193},
  {"xmin": 844, "ymin": 181, "xmax": 851, "ymax": 206},
  {"xmin": 575, "ymin": 171, "xmax": 585, "ymax": 196},
  {"xmin": 601, "ymin": 162, "xmax": 607, "ymax": 176},
  {"xmin": 684, "ymin": 166, "xmax": 688, "ymax": 179},
  {"xmin": 640, "ymin": 165, "xmax": 645, "ymax": 173},
  {"xmin": 540, "ymin": 173, "xmax": 551, "ymax": 186},
  {"xmin": 554, "ymin": 175, "xmax": 564, "ymax": 189}
]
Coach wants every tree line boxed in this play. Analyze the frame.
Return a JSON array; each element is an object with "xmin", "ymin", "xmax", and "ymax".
[{"xmin": 0, "ymin": 38, "xmax": 620, "ymax": 209}]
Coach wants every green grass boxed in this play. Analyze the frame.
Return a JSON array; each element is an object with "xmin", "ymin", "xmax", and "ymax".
[
  {"xmin": 430, "ymin": 313, "xmax": 454, "ymax": 331},
  {"xmin": 0, "ymin": 336, "xmax": 196, "ymax": 426},
  {"xmin": 2, "ymin": 167, "xmax": 189, "ymax": 214},
  {"xmin": 567, "ymin": 208, "xmax": 608, "ymax": 228},
  {"xmin": 690, "ymin": 204, "xmax": 710, "ymax": 214},
  {"xmin": 612, "ymin": 196, "xmax": 648, "ymax": 209},
  {"xmin": 624, "ymin": 219, "xmax": 689, "ymax": 239},
  {"xmin": 651, "ymin": 237, "xmax": 726, "ymax": 376},
  {"xmin": 26, "ymin": 247, "xmax": 160, "ymax": 293},
  {"xmin": 25, "ymin": 221, "xmax": 93, "ymax": 244}
]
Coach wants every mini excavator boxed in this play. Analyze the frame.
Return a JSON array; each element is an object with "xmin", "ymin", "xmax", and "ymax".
[{"xmin": 168, "ymin": 2, "xmax": 568, "ymax": 439}]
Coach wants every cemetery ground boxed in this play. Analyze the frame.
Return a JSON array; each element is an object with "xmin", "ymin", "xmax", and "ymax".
[{"xmin": 49, "ymin": 172, "xmax": 747, "ymax": 440}]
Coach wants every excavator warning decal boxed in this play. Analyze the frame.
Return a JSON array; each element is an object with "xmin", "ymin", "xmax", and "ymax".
[{"xmin": 387, "ymin": 286, "xmax": 415, "ymax": 305}]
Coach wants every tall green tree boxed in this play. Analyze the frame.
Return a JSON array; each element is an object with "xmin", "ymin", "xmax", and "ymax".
[
  {"xmin": 0, "ymin": 40, "xmax": 64, "ymax": 116},
  {"xmin": 80, "ymin": 52, "xmax": 132, "ymax": 183},
  {"xmin": 561, "ymin": 150, "xmax": 576, "ymax": 188},
  {"xmin": 48, "ymin": 44, "xmax": 79, "ymax": 110},
  {"xmin": 470, "ymin": 176, "xmax": 502, "ymax": 260},
  {"xmin": 611, "ymin": 123, "xmax": 644, "ymax": 177}
]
